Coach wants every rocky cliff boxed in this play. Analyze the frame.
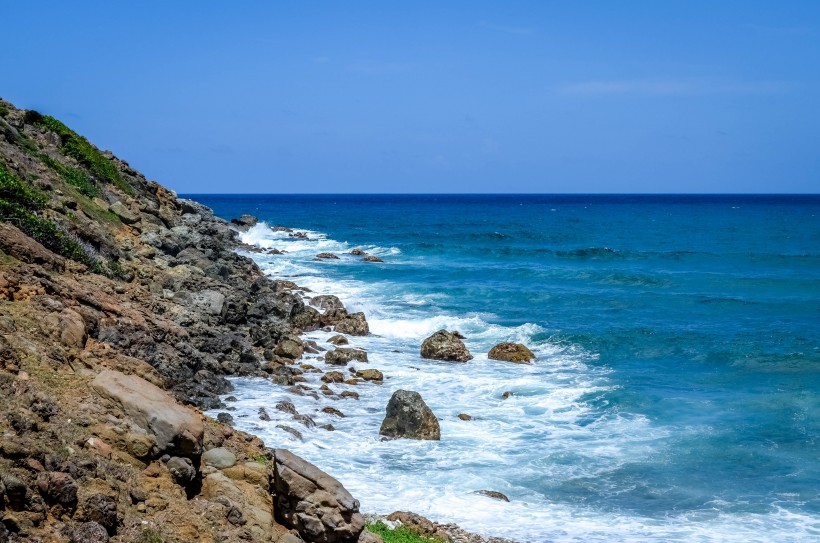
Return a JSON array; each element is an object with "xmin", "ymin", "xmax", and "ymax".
[{"xmin": 0, "ymin": 98, "xmax": 369, "ymax": 543}]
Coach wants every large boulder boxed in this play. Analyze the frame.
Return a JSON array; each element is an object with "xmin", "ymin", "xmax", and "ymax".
[
  {"xmin": 325, "ymin": 348, "xmax": 368, "ymax": 366},
  {"xmin": 334, "ymin": 312, "xmax": 369, "ymax": 336},
  {"xmin": 273, "ymin": 448, "xmax": 364, "ymax": 543},
  {"xmin": 420, "ymin": 330, "xmax": 472, "ymax": 362},
  {"xmin": 487, "ymin": 342, "xmax": 535, "ymax": 363},
  {"xmin": 379, "ymin": 390, "xmax": 440, "ymax": 441},
  {"xmin": 90, "ymin": 370, "xmax": 204, "ymax": 457},
  {"xmin": 310, "ymin": 295, "xmax": 345, "ymax": 312}
]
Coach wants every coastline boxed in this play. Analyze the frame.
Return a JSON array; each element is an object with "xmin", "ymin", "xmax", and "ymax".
[{"xmin": 0, "ymin": 98, "xmax": 515, "ymax": 543}]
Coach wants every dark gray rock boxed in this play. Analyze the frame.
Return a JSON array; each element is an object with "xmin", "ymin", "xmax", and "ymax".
[
  {"xmin": 325, "ymin": 348, "xmax": 368, "ymax": 366},
  {"xmin": 379, "ymin": 390, "xmax": 441, "ymax": 441},
  {"xmin": 71, "ymin": 522, "xmax": 109, "ymax": 543},
  {"xmin": 167, "ymin": 456, "xmax": 196, "ymax": 484}
]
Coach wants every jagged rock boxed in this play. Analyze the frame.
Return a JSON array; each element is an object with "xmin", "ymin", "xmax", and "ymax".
[
  {"xmin": 167, "ymin": 456, "xmax": 196, "ymax": 484},
  {"xmin": 379, "ymin": 390, "xmax": 440, "ymax": 440},
  {"xmin": 487, "ymin": 342, "xmax": 535, "ymax": 363},
  {"xmin": 277, "ymin": 425, "xmax": 303, "ymax": 441},
  {"xmin": 217, "ymin": 412, "xmax": 234, "ymax": 425},
  {"xmin": 321, "ymin": 371, "xmax": 345, "ymax": 383},
  {"xmin": 310, "ymin": 295, "xmax": 345, "ymax": 312},
  {"xmin": 203, "ymin": 447, "xmax": 237, "ymax": 469},
  {"xmin": 36, "ymin": 471, "xmax": 78, "ymax": 508},
  {"xmin": 362, "ymin": 256, "xmax": 383, "ymax": 263},
  {"xmin": 82, "ymin": 493, "xmax": 118, "ymax": 534},
  {"xmin": 275, "ymin": 335, "xmax": 305, "ymax": 359},
  {"xmin": 231, "ymin": 215, "xmax": 259, "ymax": 228},
  {"xmin": 334, "ymin": 313, "xmax": 369, "ymax": 336},
  {"xmin": 90, "ymin": 370, "xmax": 204, "ymax": 457},
  {"xmin": 273, "ymin": 448, "xmax": 364, "ymax": 543},
  {"xmin": 355, "ymin": 369, "xmax": 383, "ymax": 382},
  {"xmin": 321, "ymin": 407, "xmax": 345, "ymax": 418},
  {"xmin": 325, "ymin": 348, "xmax": 368, "ymax": 366},
  {"xmin": 349, "ymin": 249, "xmax": 366, "ymax": 256},
  {"xmin": 315, "ymin": 253, "xmax": 340, "ymax": 260},
  {"xmin": 275, "ymin": 400, "xmax": 298, "ymax": 415},
  {"xmin": 385, "ymin": 511, "xmax": 450, "ymax": 541},
  {"xmin": 259, "ymin": 407, "xmax": 272, "ymax": 421},
  {"xmin": 420, "ymin": 330, "xmax": 472, "ymax": 362},
  {"xmin": 473, "ymin": 490, "xmax": 510, "ymax": 502}
]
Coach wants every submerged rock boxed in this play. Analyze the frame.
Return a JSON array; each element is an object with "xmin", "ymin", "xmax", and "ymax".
[
  {"xmin": 362, "ymin": 255, "xmax": 383, "ymax": 263},
  {"xmin": 315, "ymin": 252, "xmax": 340, "ymax": 260},
  {"xmin": 473, "ymin": 489, "xmax": 510, "ymax": 502},
  {"xmin": 488, "ymin": 342, "xmax": 535, "ymax": 363},
  {"xmin": 379, "ymin": 390, "xmax": 440, "ymax": 440},
  {"xmin": 420, "ymin": 330, "xmax": 472, "ymax": 362}
]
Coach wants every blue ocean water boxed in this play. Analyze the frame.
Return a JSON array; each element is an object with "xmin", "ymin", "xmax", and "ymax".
[{"xmin": 191, "ymin": 194, "xmax": 820, "ymax": 542}]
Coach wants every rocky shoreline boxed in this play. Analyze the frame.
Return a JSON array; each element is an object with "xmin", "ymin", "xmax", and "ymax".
[{"xmin": 0, "ymin": 98, "xmax": 520, "ymax": 543}]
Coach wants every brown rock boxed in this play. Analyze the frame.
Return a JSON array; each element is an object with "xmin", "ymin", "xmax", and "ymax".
[
  {"xmin": 90, "ymin": 370, "xmax": 204, "ymax": 457},
  {"xmin": 273, "ymin": 448, "xmax": 364, "ymax": 543},
  {"xmin": 420, "ymin": 330, "xmax": 472, "ymax": 362},
  {"xmin": 355, "ymin": 369, "xmax": 383, "ymax": 382},
  {"xmin": 487, "ymin": 342, "xmax": 535, "ymax": 363},
  {"xmin": 325, "ymin": 348, "xmax": 368, "ymax": 366}
]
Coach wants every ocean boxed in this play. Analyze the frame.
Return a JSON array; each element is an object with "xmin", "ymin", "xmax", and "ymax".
[{"xmin": 190, "ymin": 194, "xmax": 820, "ymax": 543}]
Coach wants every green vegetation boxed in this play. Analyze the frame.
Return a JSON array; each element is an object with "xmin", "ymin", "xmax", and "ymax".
[
  {"xmin": 30, "ymin": 111, "xmax": 134, "ymax": 196},
  {"xmin": 366, "ymin": 522, "xmax": 445, "ymax": 543},
  {"xmin": 251, "ymin": 453, "xmax": 270, "ymax": 466},
  {"xmin": 0, "ymin": 104, "xmax": 8, "ymax": 117},
  {"xmin": 41, "ymin": 155, "xmax": 99, "ymax": 198},
  {"xmin": 0, "ymin": 162, "xmax": 99, "ymax": 269},
  {"xmin": 133, "ymin": 528, "xmax": 164, "ymax": 543}
]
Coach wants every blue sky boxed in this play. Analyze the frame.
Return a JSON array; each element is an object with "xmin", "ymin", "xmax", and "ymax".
[{"xmin": 2, "ymin": 1, "xmax": 818, "ymax": 193}]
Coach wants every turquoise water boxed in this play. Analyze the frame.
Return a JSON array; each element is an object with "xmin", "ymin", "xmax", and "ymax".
[{"xmin": 193, "ymin": 194, "xmax": 820, "ymax": 542}]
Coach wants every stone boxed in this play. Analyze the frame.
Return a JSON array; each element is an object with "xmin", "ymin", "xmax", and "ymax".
[
  {"xmin": 231, "ymin": 214, "xmax": 259, "ymax": 228},
  {"xmin": 457, "ymin": 413, "xmax": 473, "ymax": 421},
  {"xmin": 201, "ymin": 471, "xmax": 275, "ymax": 539},
  {"xmin": 82, "ymin": 493, "xmax": 118, "ymax": 534},
  {"xmin": 355, "ymin": 369, "xmax": 383, "ymax": 382},
  {"xmin": 59, "ymin": 309, "xmax": 86, "ymax": 348},
  {"xmin": 203, "ymin": 447, "xmax": 237, "ymax": 469},
  {"xmin": 315, "ymin": 253, "xmax": 340, "ymax": 260},
  {"xmin": 487, "ymin": 342, "xmax": 535, "ymax": 363},
  {"xmin": 358, "ymin": 530, "xmax": 384, "ymax": 543},
  {"xmin": 109, "ymin": 201, "xmax": 139, "ymax": 224},
  {"xmin": 379, "ymin": 390, "xmax": 440, "ymax": 440},
  {"xmin": 340, "ymin": 391, "xmax": 359, "ymax": 400},
  {"xmin": 276, "ymin": 400, "xmax": 299, "ymax": 415},
  {"xmin": 217, "ymin": 412, "xmax": 235, "ymax": 425},
  {"xmin": 259, "ymin": 407, "xmax": 272, "ymax": 421},
  {"xmin": 167, "ymin": 456, "xmax": 196, "ymax": 484},
  {"xmin": 36, "ymin": 471, "xmax": 78, "ymax": 508},
  {"xmin": 321, "ymin": 407, "xmax": 345, "ymax": 418},
  {"xmin": 362, "ymin": 256, "xmax": 383, "ymax": 263},
  {"xmin": 310, "ymin": 295, "xmax": 345, "ymax": 312},
  {"xmin": 473, "ymin": 490, "xmax": 510, "ymax": 502},
  {"xmin": 325, "ymin": 348, "xmax": 368, "ymax": 366},
  {"xmin": 334, "ymin": 313, "xmax": 369, "ymax": 336},
  {"xmin": 273, "ymin": 448, "xmax": 364, "ymax": 543},
  {"xmin": 322, "ymin": 371, "xmax": 345, "ymax": 383},
  {"xmin": 349, "ymin": 249, "xmax": 366, "ymax": 256},
  {"xmin": 327, "ymin": 334, "xmax": 349, "ymax": 345},
  {"xmin": 275, "ymin": 335, "xmax": 305, "ymax": 359},
  {"xmin": 91, "ymin": 370, "xmax": 204, "ymax": 457},
  {"xmin": 420, "ymin": 330, "xmax": 472, "ymax": 362}
]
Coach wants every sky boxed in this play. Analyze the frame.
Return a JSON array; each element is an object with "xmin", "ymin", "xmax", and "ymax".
[{"xmin": 1, "ymin": 1, "xmax": 818, "ymax": 193}]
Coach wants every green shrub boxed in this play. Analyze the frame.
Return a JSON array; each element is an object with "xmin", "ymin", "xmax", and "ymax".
[
  {"xmin": 0, "ymin": 104, "xmax": 8, "ymax": 117},
  {"xmin": 32, "ymin": 114, "xmax": 134, "ymax": 196},
  {"xmin": 41, "ymin": 155, "xmax": 99, "ymax": 198},
  {"xmin": 366, "ymin": 521, "xmax": 445, "ymax": 543}
]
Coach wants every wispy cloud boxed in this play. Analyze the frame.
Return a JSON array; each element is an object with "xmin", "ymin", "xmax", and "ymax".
[
  {"xmin": 479, "ymin": 21, "xmax": 533, "ymax": 36},
  {"xmin": 558, "ymin": 78, "xmax": 794, "ymax": 96}
]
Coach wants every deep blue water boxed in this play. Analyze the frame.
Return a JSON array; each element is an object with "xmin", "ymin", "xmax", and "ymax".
[{"xmin": 191, "ymin": 194, "xmax": 820, "ymax": 542}]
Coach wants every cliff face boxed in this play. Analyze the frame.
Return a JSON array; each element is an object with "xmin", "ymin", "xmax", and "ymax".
[{"xmin": 0, "ymin": 99, "xmax": 366, "ymax": 543}]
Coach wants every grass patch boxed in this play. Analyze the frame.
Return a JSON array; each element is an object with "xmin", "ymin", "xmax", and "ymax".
[
  {"xmin": 251, "ymin": 453, "xmax": 270, "ymax": 466},
  {"xmin": 41, "ymin": 155, "xmax": 99, "ymax": 198},
  {"xmin": 0, "ymin": 104, "xmax": 8, "ymax": 117},
  {"xmin": 30, "ymin": 112, "xmax": 134, "ymax": 196},
  {"xmin": 366, "ymin": 521, "xmax": 445, "ymax": 543}
]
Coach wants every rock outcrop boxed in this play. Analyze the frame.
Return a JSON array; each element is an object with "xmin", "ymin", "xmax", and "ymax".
[
  {"xmin": 420, "ymin": 330, "xmax": 473, "ymax": 362},
  {"xmin": 91, "ymin": 370, "xmax": 204, "ymax": 457},
  {"xmin": 273, "ymin": 448, "xmax": 365, "ymax": 543},
  {"xmin": 379, "ymin": 390, "xmax": 441, "ymax": 440},
  {"xmin": 488, "ymin": 342, "xmax": 535, "ymax": 363}
]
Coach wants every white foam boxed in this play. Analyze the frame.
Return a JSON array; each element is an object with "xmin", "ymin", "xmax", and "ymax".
[{"xmin": 214, "ymin": 224, "xmax": 819, "ymax": 543}]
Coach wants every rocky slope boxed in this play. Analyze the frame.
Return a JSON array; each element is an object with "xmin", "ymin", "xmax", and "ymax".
[{"xmin": 0, "ymin": 98, "xmax": 376, "ymax": 543}]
